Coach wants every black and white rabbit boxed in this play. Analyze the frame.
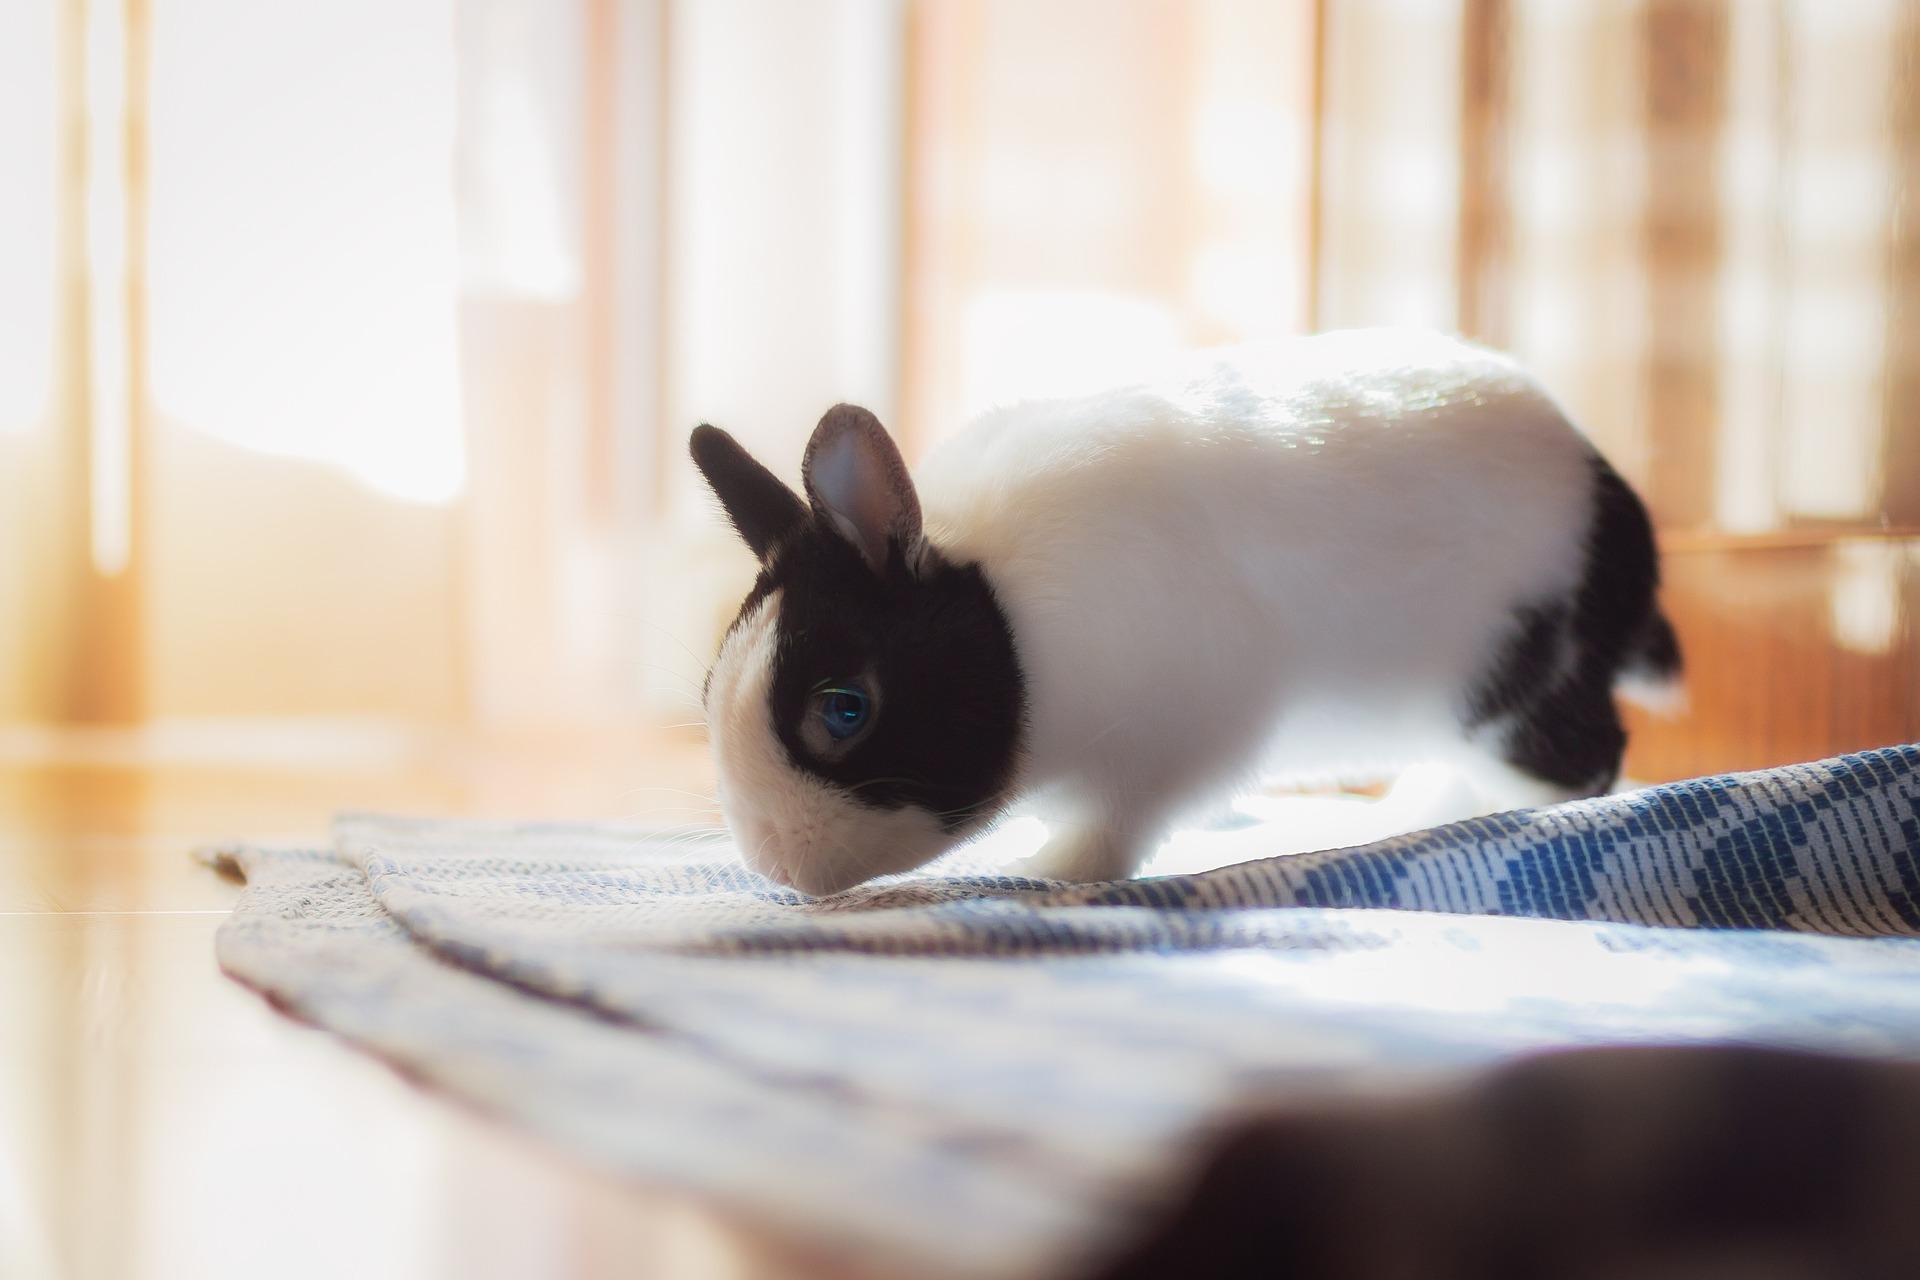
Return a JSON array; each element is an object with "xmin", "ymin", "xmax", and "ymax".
[{"xmin": 692, "ymin": 329, "xmax": 1680, "ymax": 896}]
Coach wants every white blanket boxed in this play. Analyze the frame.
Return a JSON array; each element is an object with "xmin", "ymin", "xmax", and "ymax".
[{"xmin": 212, "ymin": 745, "xmax": 1920, "ymax": 1279}]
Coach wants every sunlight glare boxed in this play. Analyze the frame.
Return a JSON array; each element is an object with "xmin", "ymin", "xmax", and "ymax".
[
  {"xmin": 1210, "ymin": 920, "xmax": 1695, "ymax": 1021},
  {"xmin": 87, "ymin": 0, "xmax": 132, "ymax": 574},
  {"xmin": 960, "ymin": 290, "xmax": 1180, "ymax": 420},
  {"xmin": 147, "ymin": 0, "xmax": 464, "ymax": 504},
  {"xmin": 459, "ymin": 0, "xmax": 579, "ymax": 303},
  {"xmin": 1829, "ymin": 539, "xmax": 1905, "ymax": 656},
  {"xmin": 0, "ymin": 0, "xmax": 56, "ymax": 438}
]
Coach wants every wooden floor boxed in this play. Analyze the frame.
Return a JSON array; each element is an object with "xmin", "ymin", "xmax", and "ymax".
[{"xmin": 0, "ymin": 725, "xmax": 903, "ymax": 1280}]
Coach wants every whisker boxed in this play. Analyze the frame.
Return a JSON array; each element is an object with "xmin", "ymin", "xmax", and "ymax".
[
  {"xmin": 640, "ymin": 619, "xmax": 713, "ymax": 675},
  {"xmin": 844, "ymin": 775, "xmax": 972, "ymax": 796},
  {"xmin": 619, "ymin": 785, "xmax": 720, "ymax": 803}
]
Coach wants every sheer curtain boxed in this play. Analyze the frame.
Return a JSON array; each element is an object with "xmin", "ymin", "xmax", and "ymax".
[
  {"xmin": 902, "ymin": 0, "xmax": 1318, "ymax": 449},
  {"xmin": 0, "ymin": 0, "xmax": 668, "ymax": 737}
]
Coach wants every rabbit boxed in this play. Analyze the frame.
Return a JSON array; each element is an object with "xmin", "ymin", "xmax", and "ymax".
[{"xmin": 691, "ymin": 329, "xmax": 1681, "ymax": 897}]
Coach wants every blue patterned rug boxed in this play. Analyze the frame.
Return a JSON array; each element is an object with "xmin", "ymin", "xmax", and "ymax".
[{"xmin": 213, "ymin": 745, "xmax": 1920, "ymax": 1279}]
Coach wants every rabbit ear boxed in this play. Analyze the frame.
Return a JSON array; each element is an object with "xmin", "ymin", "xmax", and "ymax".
[
  {"xmin": 802, "ymin": 404, "xmax": 925, "ymax": 575},
  {"xmin": 690, "ymin": 425, "xmax": 808, "ymax": 563}
]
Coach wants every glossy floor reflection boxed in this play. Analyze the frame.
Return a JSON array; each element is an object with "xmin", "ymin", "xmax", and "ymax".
[{"xmin": 0, "ymin": 726, "xmax": 892, "ymax": 1280}]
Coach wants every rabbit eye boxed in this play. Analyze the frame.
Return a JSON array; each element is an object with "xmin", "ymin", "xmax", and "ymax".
[
  {"xmin": 813, "ymin": 686, "xmax": 870, "ymax": 740},
  {"xmin": 798, "ymin": 674, "xmax": 879, "ymax": 758}
]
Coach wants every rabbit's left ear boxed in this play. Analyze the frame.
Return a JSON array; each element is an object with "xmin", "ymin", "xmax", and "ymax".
[{"xmin": 802, "ymin": 404, "xmax": 925, "ymax": 575}]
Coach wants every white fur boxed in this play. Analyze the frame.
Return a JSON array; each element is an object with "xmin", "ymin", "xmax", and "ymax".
[
  {"xmin": 916, "ymin": 330, "xmax": 1597, "ymax": 880},
  {"xmin": 708, "ymin": 329, "xmax": 1626, "ymax": 889}
]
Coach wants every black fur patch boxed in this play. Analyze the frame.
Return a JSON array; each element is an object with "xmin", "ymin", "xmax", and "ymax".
[
  {"xmin": 750, "ymin": 520, "xmax": 1026, "ymax": 834},
  {"xmin": 1463, "ymin": 601, "xmax": 1572, "ymax": 727},
  {"xmin": 1466, "ymin": 453, "xmax": 1681, "ymax": 795},
  {"xmin": 689, "ymin": 424, "xmax": 808, "ymax": 560}
]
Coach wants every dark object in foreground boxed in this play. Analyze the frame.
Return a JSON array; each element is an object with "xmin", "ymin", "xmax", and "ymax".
[{"xmin": 1097, "ymin": 1045, "xmax": 1920, "ymax": 1280}]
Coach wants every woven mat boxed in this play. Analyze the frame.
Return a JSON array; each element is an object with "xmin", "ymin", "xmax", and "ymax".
[{"xmin": 213, "ymin": 745, "xmax": 1920, "ymax": 1279}]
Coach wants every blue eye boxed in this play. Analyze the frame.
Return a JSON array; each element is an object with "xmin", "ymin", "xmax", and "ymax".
[{"xmin": 815, "ymin": 686, "xmax": 870, "ymax": 740}]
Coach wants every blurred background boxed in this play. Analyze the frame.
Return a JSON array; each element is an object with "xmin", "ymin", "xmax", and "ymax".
[
  {"xmin": 3, "ymin": 5, "xmax": 1920, "ymax": 1279},
  {"xmin": 1, "ymin": 0, "xmax": 1917, "ymax": 786}
]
